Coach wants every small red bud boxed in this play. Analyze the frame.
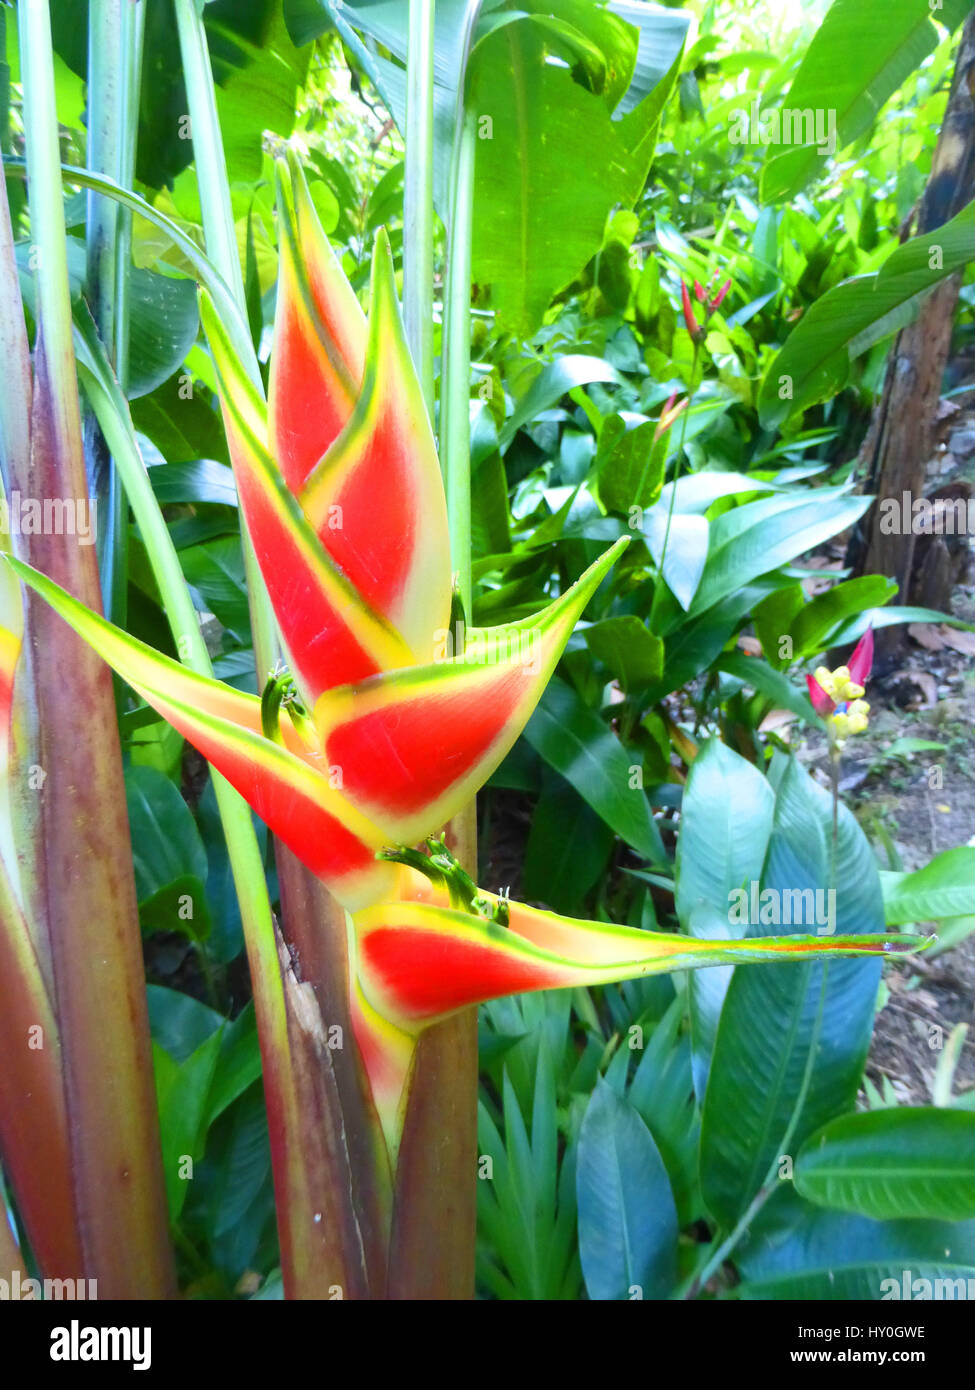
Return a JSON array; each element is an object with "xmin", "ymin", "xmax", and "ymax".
[
  {"xmin": 709, "ymin": 279, "xmax": 732, "ymax": 312},
  {"xmin": 681, "ymin": 282, "xmax": 701, "ymax": 339}
]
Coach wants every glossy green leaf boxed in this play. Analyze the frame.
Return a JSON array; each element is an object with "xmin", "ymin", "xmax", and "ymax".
[
  {"xmin": 880, "ymin": 848, "xmax": 975, "ymax": 926},
  {"xmin": 153, "ymin": 1029, "xmax": 224, "ymax": 1222},
  {"xmin": 125, "ymin": 765, "xmax": 211, "ymax": 941},
  {"xmin": 699, "ymin": 757, "xmax": 884, "ymax": 1230},
  {"xmin": 676, "ymin": 740, "xmax": 775, "ymax": 1102},
  {"xmin": 523, "ymin": 677, "xmax": 667, "ymax": 865},
  {"xmin": 717, "ymin": 652, "xmax": 821, "ymax": 724},
  {"xmin": 147, "ymin": 459, "xmax": 238, "ymax": 508},
  {"xmin": 577, "ymin": 1079, "xmax": 678, "ymax": 1300},
  {"xmin": 759, "ymin": 201, "xmax": 975, "ymax": 428},
  {"xmin": 789, "ymin": 575, "xmax": 897, "ymax": 657},
  {"xmin": 499, "ymin": 356, "xmax": 620, "ymax": 449},
  {"xmin": 688, "ymin": 490, "xmax": 871, "ymax": 618},
  {"xmin": 584, "ymin": 616, "xmax": 663, "ymax": 691},
  {"xmin": 469, "ymin": 16, "xmax": 683, "ymax": 335},
  {"xmin": 523, "ymin": 772, "xmax": 614, "ymax": 916},
  {"xmin": 795, "ymin": 1108, "xmax": 975, "ymax": 1222},
  {"xmin": 761, "ymin": 0, "xmax": 941, "ymax": 203},
  {"xmin": 735, "ymin": 1186, "xmax": 975, "ymax": 1299}
]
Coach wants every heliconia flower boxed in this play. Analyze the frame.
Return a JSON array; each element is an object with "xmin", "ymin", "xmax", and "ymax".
[
  {"xmin": 709, "ymin": 278, "xmax": 731, "ymax": 311},
  {"xmin": 348, "ymin": 855, "xmax": 920, "ymax": 1149},
  {"xmin": 806, "ymin": 627, "xmax": 874, "ymax": 752},
  {"xmin": 681, "ymin": 280, "xmax": 702, "ymax": 340},
  {"xmin": 681, "ymin": 275, "xmax": 732, "ymax": 343},
  {"xmin": 5, "ymin": 166, "xmax": 913, "ymax": 1158},
  {"xmin": 653, "ymin": 391, "xmax": 688, "ymax": 443}
]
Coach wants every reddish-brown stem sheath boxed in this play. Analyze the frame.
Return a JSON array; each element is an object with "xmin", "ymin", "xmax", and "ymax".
[
  {"xmin": 24, "ymin": 339, "xmax": 174, "ymax": 1297},
  {"xmin": 386, "ymin": 802, "xmax": 478, "ymax": 1299}
]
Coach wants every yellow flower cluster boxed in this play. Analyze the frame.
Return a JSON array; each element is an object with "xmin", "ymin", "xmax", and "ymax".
[{"xmin": 814, "ymin": 663, "xmax": 870, "ymax": 749}]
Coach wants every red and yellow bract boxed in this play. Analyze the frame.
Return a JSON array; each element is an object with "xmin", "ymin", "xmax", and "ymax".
[{"xmin": 7, "ymin": 162, "xmax": 916, "ymax": 1155}]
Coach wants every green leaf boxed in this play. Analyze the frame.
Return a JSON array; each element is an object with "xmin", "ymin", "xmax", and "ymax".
[
  {"xmin": 795, "ymin": 1108, "xmax": 975, "ymax": 1222},
  {"xmin": 523, "ymin": 773, "xmax": 614, "ymax": 916},
  {"xmin": 718, "ymin": 652, "xmax": 821, "ymax": 725},
  {"xmin": 147, "ymin": 459, "xmax": 238, "ymax": 507},
  {"xmin": 469, "ymin": 16, "xmax": 683, "ymax": 335},
  {"xmin": 676, "ymin": 740, "xmax": 775, "ymax": 1101},
  {"xmin": 17, "ymin": 238, "xmax": 199, "ymax": 399},
  {"xmin": 687, "ymin": 490, "xmax": 871, "ymax": 618},
  {"xmin": 577, "ymin": 1079, "xmax": 678, "ymax": 1300},
  {"xmin": 131, "ymin": 371, "xmax": 231, "ymax": 466},
  {"xmin": 643, "ymin": 511, "xmax": 709, "ymax": 611},
  {"xmin": 735, "ymin": 1186, "xmax": 975, "ymax": 1299},
  {"xmin": 880, "ymin": 848, "xmax": 975, "ymax": 926},
  {"xmin": 699, "ymin": 758, "xmax": 884, "ymax": 1230},
  {"xmin": 499, "ymin": 355, "xmax": 620, "ymax": 450},
  {"xmin": 752, "ymin": 584, "xmax": 804, "ymax": 671},
  {"xmin": 206, "ymin": 1004, "xmax": 263, "ymax": 1126},
  {"xmin": 146, "ymin": 984, "xmax": 223, "ymax": 1062},
  {"xmin": 584, "ymin": 616, "xmax": 663, "ymax": 691},
  {"xmin": 789, "ymin": 575, "xmax": 898, "ymax": 657},
  {"xmin": 125, "ymin": 765, "xmax": 211, "ymax": 940},
  {"xmin": 596, "ymin": 417, "xmax": 665, "ymax": 514},
  {"xmin": 205, "ymin": 1084, "xmax": 272, "ymax": 1246},
  {"xmin": 179, "ymin": 534, "xmax": 251, "ymax": 636},
  {"xmin": 759, "ymin": 201, "xmax": 975, "ymax": 428},
  {"xmin": 153, "ymin": 1028, "xmax": 224, "ymax": 1222},
  {"xmin": 760, "ymin": 0, "xmax": 941, "ymax": 203},
  {"xmin": 523, "ymin": 678, "xmax": 667, "ymax": 865}
]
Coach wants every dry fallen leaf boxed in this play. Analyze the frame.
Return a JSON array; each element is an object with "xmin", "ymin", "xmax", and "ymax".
[
  {"xmin": 908, "ymin": 623, "xmax": 945, "ymax": 652},
  {"xmin": 940, "ymin": 627, "xmax": 975, "ymax": 657}
]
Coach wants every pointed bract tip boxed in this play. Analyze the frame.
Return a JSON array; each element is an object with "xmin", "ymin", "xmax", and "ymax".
[
  {"xmin": 806, "ymin": 672, "xmax": 835, "ymax": 717},
  {"xmin": 848, "ymin": 625, "xmax": 874, "ymax": 687}
]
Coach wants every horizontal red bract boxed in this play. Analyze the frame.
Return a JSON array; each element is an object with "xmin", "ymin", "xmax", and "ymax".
[
  {"xmin": 327, "ymin": 666, "xmax": 525, "ymax": 815},
  {"xmin": 163, "ymin": 704, "xmax": 378, "ymax": 891},
  {"xmin": 361, "ymin": 926, "xmax": 565, "ymax": 1020}
]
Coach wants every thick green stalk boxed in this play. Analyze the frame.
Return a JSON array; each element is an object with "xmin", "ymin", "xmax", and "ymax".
[
  {"xmin": 404, "ymin": 0, "xmax": 436, "ymax": 417},
  {"xmin": 85, "ymin": 0, "xmax": 140, "ymax": 625},
  {"xmin": 114, "ymin": 0, "xmax": 145, "ymax": 391},
  {"xmin": 171, "ymin": 0, "xmax": 277, "ymax": 678},
  {"xmin": 388, "ymin": 2, "xmax": 482, "ymax": 1300},
  {"xmin": 18, "ymin": 0, "xmax": 174, "ymax": 1297},
  {"xmin": 439, "ymin": 106, "xmax": 477, "ymax": 617},
  {"xmin": 172, "ymin": 1, "xmax": 390, "ymax": 1295}
]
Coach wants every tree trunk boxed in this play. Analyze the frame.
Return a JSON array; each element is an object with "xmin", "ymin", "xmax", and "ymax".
[{"xmin": 848, "ymin": 13, "xmax": 975, "ymax": 666}]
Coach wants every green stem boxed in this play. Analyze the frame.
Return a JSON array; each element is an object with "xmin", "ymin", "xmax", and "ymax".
[
  {"xmin": 171, "ymin": 0, "xmax": 277, "ymax": 680},
  {"xmin": 85, "ymin": 0, "xmax": 137, "ymax": 626},
  {"xmin": 440, "ymin": 107, "xmax": 476, "ymax": 616},
  {"xmin": 649, "ymin": 341, "xmax": 698, "ymax": 630},
  {"xmin": 682, "ymin": 964, "xmax": 830, "ymax": 1298},
  {"xmin": 171, "ymin": 0, "xmax": 244, "ymax": 317},
  {"xmin": 386, "ymin": 1, "xmax": 483, "ymax": 1301},
  {"xmin": 404, "ymin": 0, "xmax": 436, "ymax": 417},
  {"xmin": 171, "ymin": 1, "xmax": 390, "ymax": 1295},
  {"xmin": 77, "ymin": 351, "xmax": 281, "ymax": 994},
  {"xmin": 5, "ymin": 159, "xmax": 250, "ymax": 355}
]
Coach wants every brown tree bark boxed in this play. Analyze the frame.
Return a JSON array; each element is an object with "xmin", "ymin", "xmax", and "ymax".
[{"xmin": 849, "ymin": 13, "xmax": 975, "ymax": 665}]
